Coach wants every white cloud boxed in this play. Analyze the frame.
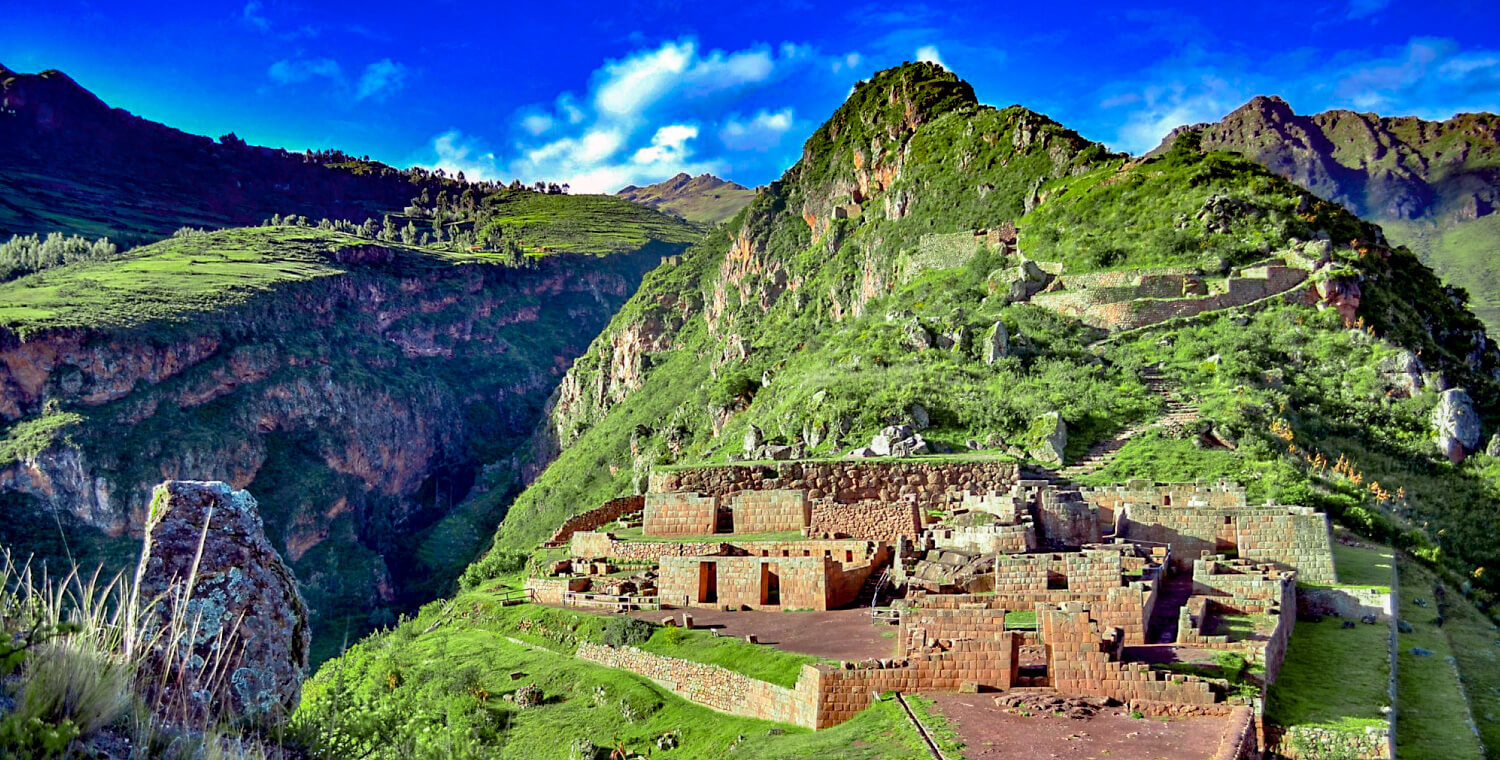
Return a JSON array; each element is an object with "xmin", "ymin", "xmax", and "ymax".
[
  {"xmin": 495, "ymin": 37, "xmax": 820, "ymax": 193},
  {"xmin": 242, "ymin": 1, "xmax": 270, "ymax": 31},
  {"xmin": 720, "ymin": 108, "xmax": 796, "ymax": 151},
  {"xmin": 429, "ymin": 130, "xmax": 500, "ymax": 181},
  {"xmin": 1112, "ymin": 74, "xmax": 1246, "ymax": 154},
  {"xmin": 519, "ymin": 112, "xmax": 554, "ymax": 136},
  {"xmin": 915, "ymin": 45, "xmax": 947, "ymax": 69},
  {"xmin": 831, "ymin": 52, "xmax": 863, "ymax": 74},
  {"xmin": 356, "ymin": 59, "xmax": 407, "ymax": 101},
  {"xmin": 268, "ymin": 57, "xmax": 342, "ymax": 85},
  {"xmin": 632, "ymin": 124, "xmax": 699, "ymax": 164},
  {"xmin": 592, "ymin": 39, "xmax": 785, "ymax": 120}
]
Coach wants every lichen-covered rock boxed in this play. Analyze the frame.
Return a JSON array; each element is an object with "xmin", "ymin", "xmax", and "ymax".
[
  {"xmin": 1377, "ymin": 349, "xmax": 1425, "ymax": 397},
  {"xmin": 1431, "ymin": 388, "xmax": 1482, "ymax": 463},
  {"xmin": 1027, "ymin": 412, "xmax": 1067, "ymax": 466},
  {"xmin": 984, "ymin": 321, "xmax": 1009, "ymax": 364},
  {"xmin": 134, "ymin": 481, "xmax": 309, "ymax": 725}
]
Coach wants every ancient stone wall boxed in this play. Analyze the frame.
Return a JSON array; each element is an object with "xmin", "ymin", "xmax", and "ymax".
[
  {"xmin": 649, "ymin": 460, "xmax": 1020, "ymax": 507},
  {"xmin": 729, "ymin": 489, "xmax": 810, "ymax": 533},
  {"xmin": 569, "ymin": 531, "xmax": 730, "ymax": 560},
  {"xmin": 959, "ymin": 492, "xmax": 1027, "ymax": 523},
  {"xmin": 1211, "ymin": 705, "xmax": 1259, "ymax": 760},
  {"xmin": 1042, "ymin": 603, "xmax": 1225, "ymax": 706},
  {"xmin": 1108, "ymin": 494, "xmax": 1336, "ymax": 584},
  {"xmin": 656, "ymin": 551, "xmax": 884, "ymax": 611},
  {"xmin": 524, "ymin": 576, "xmax": 589, "ymax": 605},
  {"xmin": 545, "ymin": 495, "xmax": 645, "ymax": 547},
  {"xmin": 1265, "ymin": 725, "xmax": 1392, "ymax": 760},
  {"xmin": 811, "ymin": 500, "xmax": 922, "ymax": 542},
  {"xmin": 928, "ymin": 523, "xmax": 1035, "ymax": 554},
  {"xmin": 1032, "ymin": 265, "xmax": 1309, "ymax": 331},
  {"xmin": 576, "ymin": 643, "xmax": 819, "ymax": 727},
  {"xmin": 1037, "ymin": 489, "xmax": 1101, "ymax": 546},
  {"xmin": 994, "ymin": 550, "xmax": 1125, "ymax": 594},
  {"xmin": 642, "ymin": 492, "xmax": 717, "ymax": 536},
  {"xmin": 1297, "ymin": 585, "xmax": 1393, "ymax": 621}
]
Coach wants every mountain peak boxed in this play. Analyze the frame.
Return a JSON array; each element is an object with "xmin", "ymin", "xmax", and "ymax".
[{"xmin": 617, "ymin": 172, "xmax": 755, "ymax": 225}]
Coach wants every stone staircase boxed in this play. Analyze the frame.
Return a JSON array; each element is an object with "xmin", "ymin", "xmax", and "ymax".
[{"xmin": 1050, "ymin": 368, "xmax": 1199, "ymax": 482}]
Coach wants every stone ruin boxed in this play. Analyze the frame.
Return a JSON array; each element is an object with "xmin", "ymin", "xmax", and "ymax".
[{"xmin": 538, "ymin": 461, "xmax": 1337, "ymax": 755}]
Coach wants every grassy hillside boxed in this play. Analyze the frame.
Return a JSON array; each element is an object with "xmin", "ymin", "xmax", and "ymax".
[
  {"xmin": 300, "ymin": 62, "xmax": 1500, "ymax": 757},
  {"xmin": 475, "ymin": 191, "xmax": 700, "ymax": 254},
  {"xmin": 617, "ymin": 173, "xmax": 757, "ymax": 226}
]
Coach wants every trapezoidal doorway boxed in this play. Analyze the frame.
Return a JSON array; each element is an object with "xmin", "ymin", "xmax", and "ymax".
[
  {"xmin": 697, "ymin": 561, "xmax": 718, "ymax": 604},
  {"xmin": 760, "ymin": 563, "xmax": 781, "ymax": 606}
]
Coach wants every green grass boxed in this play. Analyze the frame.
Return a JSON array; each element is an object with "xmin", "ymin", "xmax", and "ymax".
[
  {"xmin": 0, "ymin": 408, "xmax": 84, "ymax": 466},
  {"xmin": 639, "ymin": 626, "xmax": 828, "ymax": 689},
  {"xmin": 295, "ymin": 596, "xmax": 934, "ymax": 759},
  {"xmin": 1266, "ymin": 617, "xmax": 1389, "ymax": 732},
  {"xmin": 1330, "ymin": 536, "xmax": 1396, "ymax": 589},
  {"xmin": 478, "ymin": 192, "xmax": 700, "ymax": 255},
  {"xmin": 1004, "ymin": 610, "xmax": 1037, "ymax": 629},
  {"xmin": 1395, "ymin": 557, "xmax": 1487, "ymax": 760}
]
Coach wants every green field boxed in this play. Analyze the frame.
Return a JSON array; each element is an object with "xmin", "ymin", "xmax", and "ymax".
[
  {"xmin": 293, "ymin": 594, "xmax": 944, "ymax": 759},
  {"xmin": 1266, "ymin": 617, "xmax": 1389, "ymax": 732},
  {"xmin": 1395, "ymin": 558, "xmax": 1488, "ymax": 759},
  {"xmin": 477, "ymin": 192, "xmax": 700, "ymax": 255}
]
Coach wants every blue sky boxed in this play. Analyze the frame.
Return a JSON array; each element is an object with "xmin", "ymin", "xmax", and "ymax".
[{"xmin": 4, "ymin": 1, "xmax": 1498, "ymax": 193}]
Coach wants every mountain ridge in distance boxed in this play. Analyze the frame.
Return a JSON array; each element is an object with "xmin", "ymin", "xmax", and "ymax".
[{"xmin": 617, "ymin": 171, "xmax": 756, "ymax": 226}]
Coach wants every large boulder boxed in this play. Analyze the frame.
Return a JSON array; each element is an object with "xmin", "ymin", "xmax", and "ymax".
[
  {"xmin": 984, "ymin": 321, "xmax": 1009, "ymax": 364},
  {"xmin": 135, "ymin": 481, "xmax": 310, "ymax": 725},
  {"xmin": 1377, "ymin": 350, "xmax": 1425, "ymax": 397},
  {"xmin": 1027, "ymin": 412, "xmax": 1068, "ymax": 466},
  {"xmin": 1431, "ymin": 388, "xmax": 1482, "ymax": 463}
]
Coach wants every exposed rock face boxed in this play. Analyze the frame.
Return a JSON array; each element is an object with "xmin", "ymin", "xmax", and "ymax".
[
  {"xmin": 0, "ymin": 248, "xmax": 665, "ymax": 662},
  {"xmin": 1028, "ymin": 412, "xmax": 1068, "ymax": 466},
  {"xmin": 984, "ymin": 321, "xmax": 1010, "ymax": 364},
  {"xmin": 1314, "ymin": 276, "xmax": 1362, "ymax": 326},
  {"xmin": 1432, "ymin": 388, "xmax": 1482, "ymax": 463},
  {"xmin": 1378, "ymin": 350, "xmax": 1425, "ymax": 397},
  {"xmin": 134, "ymin": 481, "xmax": 309, "ymax": 724}
]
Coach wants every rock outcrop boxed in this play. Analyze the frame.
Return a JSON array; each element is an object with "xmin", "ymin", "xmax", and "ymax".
[
  {"xmin": 1432, "ymin": 388, "xmax": 1482, "ymax": 463},
  {"xmin": 134, "ymin": 481, "xmax": 309, "ymax": 724},
  {"xmin": 1028, "ymin": 412, "xmax": 1068, "ymax": 466}
]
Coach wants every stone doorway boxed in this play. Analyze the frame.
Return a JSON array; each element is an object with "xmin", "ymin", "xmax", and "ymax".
[{"xmin": 698, "ymin": 561, "xmax": 718, "ymax": 604}]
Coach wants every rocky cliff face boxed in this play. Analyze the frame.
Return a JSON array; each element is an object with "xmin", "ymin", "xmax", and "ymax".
[{"xmin": 0, "ymin": 239, "xmax": 668, "ymax": 662}]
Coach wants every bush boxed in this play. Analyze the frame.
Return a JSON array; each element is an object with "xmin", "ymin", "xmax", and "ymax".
[
  {"xmin": 657, "ymin": 625, "xmax": 685, "ymax": 646},
  {"xmin": 601, "ymin": 617, "xmax": 654, "ymax": 648}
]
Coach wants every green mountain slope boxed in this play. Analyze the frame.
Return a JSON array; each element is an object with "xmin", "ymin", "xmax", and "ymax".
[
  {"xmin": 1154, "ymin": 96, "xmax": 1500, "ymax": 331},
  {"xmin": 300, "ymin": 63, "xmax": 1500, "ymax": 758},
  {"xmin": 617, "ymin": 173, "xmax": 757, "ymax": 226},
  {"xmin": 0, "ymin": 64, "xmax": 501, "ymax": 246}
]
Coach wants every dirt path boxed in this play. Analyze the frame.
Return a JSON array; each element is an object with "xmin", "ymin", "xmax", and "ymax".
[
  {"xmin": 626, "ymin": 606, "xmax": 899, "ymax": 661},
  {"xmin": 1053, "ymin": 368, "xmax": 1200, "ymax": 481},
  {"xmin": 926, "ymin": 692, "xmax": 1227, "ymax": 760}
]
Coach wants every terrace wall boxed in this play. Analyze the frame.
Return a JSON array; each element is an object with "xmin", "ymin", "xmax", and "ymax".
[
  {"xmin": 545, "ymin": 495, "xmax": 645, "ymax": 547},
  {"xmin": 729, "ymin": 489, "xmax": 810, "ymax": 533},
  {"xmin": 649, "ymin": 460, "xmax": 1020, "ymax": 507},
  {"xmin": 810, "ymin": 500, "xmax": 923, "ymax": 542},
  {"xmin": 642, "ymin": 492, "xmax": 717, "ymax": 537}
]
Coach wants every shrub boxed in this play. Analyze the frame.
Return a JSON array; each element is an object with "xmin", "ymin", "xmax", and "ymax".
[{"xmin": 601, "ymin": 617, "xmax": 654, "ymax": 648}]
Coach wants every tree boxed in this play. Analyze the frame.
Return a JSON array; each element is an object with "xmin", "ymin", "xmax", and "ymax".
[{"xmin": 400, "ymin": 222, "xmax": 419, "ymax": 245}]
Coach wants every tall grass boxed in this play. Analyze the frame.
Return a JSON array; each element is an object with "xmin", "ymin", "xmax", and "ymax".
[{"xmin": 0, "ymin": 538, "xmax": 282, "ymax": 759}]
